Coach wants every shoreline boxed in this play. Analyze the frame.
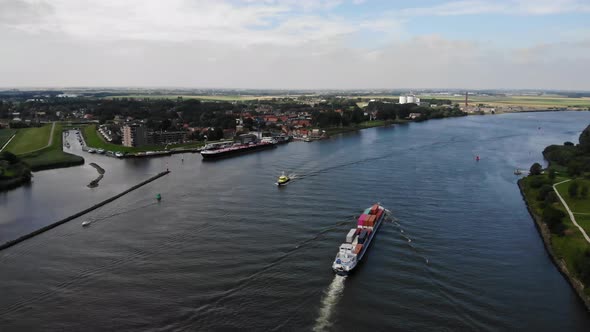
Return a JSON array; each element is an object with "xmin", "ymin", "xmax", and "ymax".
[{"xmin": 517, "ymin": 179, "xmax": 590, "ymax": 311}]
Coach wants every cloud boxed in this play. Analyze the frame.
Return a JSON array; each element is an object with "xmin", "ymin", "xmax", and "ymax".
[
  {"xmin": 395, "ymin": 0, "xmax": 590, "ymax": 17},
  {"xmin": 0, "ymin": 0, "xmax": 392, "ymax": 46},
  {"xmin": 0, "ymin": 0, "xmax": 589, "ymax": 89},
  {"xmin": 1, "ymin": 28, "xmax": 588, "ymax": 90}
]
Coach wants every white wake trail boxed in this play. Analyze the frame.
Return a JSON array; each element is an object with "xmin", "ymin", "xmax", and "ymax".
[{"xmin": 313, "ymin": 275, "xmax": 346, "ymax": 332}]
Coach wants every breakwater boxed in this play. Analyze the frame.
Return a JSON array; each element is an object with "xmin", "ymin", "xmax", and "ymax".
[
  {"xmin": 88, "ymin": 162, "xmax": 105, "ymax": 188},
  {"xmin": 0, "ymin": 170, "xmax": 170, "ymax": 251},
  {"xmin": 517, "ymin": 179, "xmax": 590, "ymax": 311}
]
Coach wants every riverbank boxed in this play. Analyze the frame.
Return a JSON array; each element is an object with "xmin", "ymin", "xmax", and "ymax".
[
  {"xmin": 518, "ymin": 179, "xmax": 590, "ymax": 310},
  {"xmin": 0, "ymin": 152, "xmax": 32, "ymax": 192}
]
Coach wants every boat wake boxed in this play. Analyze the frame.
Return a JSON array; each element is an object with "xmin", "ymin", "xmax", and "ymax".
[
  {"xmin": 392, "ymin": 219, "xmax": 430, "ymax": 265},
  {"xmin": 84, "ymin": 200, "xmax": 159, "ymax": 227},
  {"xmin": 313, "ymin": 275, "xmax": 346, "ymax": 332}
]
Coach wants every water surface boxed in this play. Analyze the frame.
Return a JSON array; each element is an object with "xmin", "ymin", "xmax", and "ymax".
[{"xmin": 1, "ymin": 112, "xmax": 590, "ymax": 331}]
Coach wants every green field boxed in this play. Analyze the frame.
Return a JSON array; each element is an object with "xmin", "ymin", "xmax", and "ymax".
[
  {"xmin": 555, "ymin": 179, "xmax": 590, "ymax": 234},
  {"xmin": 82, "ymin": 125, "xmax": 206, "ymax": 153},
  {"xmin": 18, "ymin": 123, "xmax": 84, "ymax": 171},
  {"xmin": 0, "ymin": 129, "xmax": 16, "ymax": 148},
  {"xmin": 5, "ymin": 125, "xmax": 52, "ymax": 155},
  {"xmin": 420, "ymin": 95, "xmax": 590, "ymax": 108}
]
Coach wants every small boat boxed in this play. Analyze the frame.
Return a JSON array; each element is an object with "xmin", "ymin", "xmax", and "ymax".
[
  {"xmin": 514, "ymin": 169, "xmax": 522, "ymax": 175},
  {"xmin": 82, "ymin": 221, "xmax": 91, "ymax": 227},
  {"xmin": 304, "ymin": 137, "xmax": 312, "ymax": 142},
  {"xmin": 88, "ymin": 148, "xmax": 96, "ymax": 153},
  {"xmin": 277, "ymin": 172, "xmax": 290, "ymax": 186}
]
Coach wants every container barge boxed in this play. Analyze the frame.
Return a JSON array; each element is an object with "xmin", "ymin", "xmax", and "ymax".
[
  {"xmin": 332, "ymin": 203, "xmax": 386, "ymax": 275},
  {"xmin": 200, "ymin": 141, "xmax": 275, "ymax": 160}
]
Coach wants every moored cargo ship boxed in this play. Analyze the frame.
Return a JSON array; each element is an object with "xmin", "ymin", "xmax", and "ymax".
[
  {"xmin": 332, "ymin": 203, "xmax": 386, "ymax": 275},
  {"xmin": 200, "ymin": 141, "xmax": 275, "ymax": 160}
]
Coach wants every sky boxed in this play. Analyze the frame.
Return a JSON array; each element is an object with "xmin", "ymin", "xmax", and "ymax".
[{"xmin": 0, "ymin": 0, "xmax": 589, "ymax": 90}]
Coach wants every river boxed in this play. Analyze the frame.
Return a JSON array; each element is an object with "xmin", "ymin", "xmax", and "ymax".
[{"xmin": 1, "ymin": 112, "xmax": 590, "ymax": 331}]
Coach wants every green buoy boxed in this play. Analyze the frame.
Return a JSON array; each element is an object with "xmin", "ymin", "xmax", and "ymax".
[{"xmin": 156, "ymin": 193, "xmax": 162, "ymax": 201}]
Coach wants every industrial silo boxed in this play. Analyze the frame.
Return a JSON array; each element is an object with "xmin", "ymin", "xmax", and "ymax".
[{"xmin": 399, "ymin": 96, "xmax": 407, "ymax": 104}]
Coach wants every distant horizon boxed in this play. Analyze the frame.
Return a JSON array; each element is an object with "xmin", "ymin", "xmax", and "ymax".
[{"xmin": 1, "ymin": 86, "xmax": 590, "ymax": 94}]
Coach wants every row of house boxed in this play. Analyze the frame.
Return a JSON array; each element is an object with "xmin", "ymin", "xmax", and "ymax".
[{"xmin": 121, "ymin": 124, "xmax": 188, "ymax": 147}]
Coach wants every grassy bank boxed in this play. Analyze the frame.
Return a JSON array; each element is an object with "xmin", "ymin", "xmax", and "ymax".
[
  {"xmin": 520, "ymin": 173, "xmax": 590, "ymax": 301},
  {"xmin": 0, "ymin": 129, "xmax": 16, "ymax": 148},
  {"xmin": 19, "ymin": 123, "xmax": 84, "ymax": 171},
  {"xmin": 4, "ymin": 124, "xmax": 52, "ymax": 154},
  {"xmin": 82, "ymin": 125, "xmax": 206, "ymax": 153}
]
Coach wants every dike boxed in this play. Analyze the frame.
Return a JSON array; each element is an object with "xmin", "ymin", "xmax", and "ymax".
[
  {"xmin": 0, "ymin": 170, "xmax": 170, "ymax": 251},
  {"xmin": 517, "ymin": 179, "xmax": 590, "ymax": 311}
]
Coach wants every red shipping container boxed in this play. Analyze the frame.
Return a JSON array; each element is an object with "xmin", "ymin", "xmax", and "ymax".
[
  {"xmin": 370, "ymin": 204, "xmax": 379, "ymax": 213},
  {"xmin": 354, "ymin": 244, "xmax": 363, "ymax": 254}
]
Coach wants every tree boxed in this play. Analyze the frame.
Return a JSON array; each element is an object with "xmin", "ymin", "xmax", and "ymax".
[
  {"xmin": 569, "ymin": 181, "xmax": 579, "ymax": 198},
  {"xmin": 530, "ymin": 162, "xmax": 543, "ymax": 176},
  {"xmin": 542, "ymin": 205, "xmax": 566, "ymax": 235},
  {"xmin": 0, "ymin": 151, "xmax": 18, "ymax": 164},
  {"xmin": 548, "ymin": 168, "xmax": 556, "ymax": 180},
  {"xmin": 579, "ymin": 125, "xmax": 590, "ymax": 153},
  {"xmin": 544, "ymin": 191, "xmax": 558, "ymax": 205},
  {"xmin": 530, "ymin": 176, "xmax": 548, "ymax": 189},
  {"xmin": 568, "ymin": 160, "xmax": 584, "ymax": 177},
  {"xmin": 564, "ymin": 141, "xmax": 574, "ymax": 146},
  {"xmin": 581, "ymin": 185, "xmax": 588, "ymax": 198},
  {"xmin": 574, "ymin": 250, "xmax": 590, "ymax": 285},
  {"xmin": 537, "ymin": 184, "xmax": 554, "ymax": 201}
]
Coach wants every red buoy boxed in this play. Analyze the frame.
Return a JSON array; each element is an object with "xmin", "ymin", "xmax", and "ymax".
[{"xmin": 476, "ymin": 155, "xmax": 480, "ymax": 161}]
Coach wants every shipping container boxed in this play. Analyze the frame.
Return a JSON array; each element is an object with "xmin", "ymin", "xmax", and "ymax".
[
  {"xmin": 346, "ymin": 228, "xmax": 357, "ymax": 243},
  {"xmin": 364, "ymin": 208, "xmax": 372, "ymax": 215},
  {"xmin": 352, "ymin": 236, "xmax": 359, "ymax": 246},
  {"xmin": 353, "ymin": 244, "xmax": 363, "ymax": 254},
  {"xmin": 358, "ymin": 229, "xmax": 368, "ymax": 243},
  {"xmin": 370, "ymin": 204, "xmax": 379, "ymax": 213}
]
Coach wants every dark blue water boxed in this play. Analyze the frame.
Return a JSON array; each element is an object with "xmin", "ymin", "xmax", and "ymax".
[{"xmin": 1, "ymin": 112, "xmax": 590, "ymax": 331}]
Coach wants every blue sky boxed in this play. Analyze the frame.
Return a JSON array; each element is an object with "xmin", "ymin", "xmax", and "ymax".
[{"xmin": 0, "ymin": 0, "xmax": 589, "ymax": 89}]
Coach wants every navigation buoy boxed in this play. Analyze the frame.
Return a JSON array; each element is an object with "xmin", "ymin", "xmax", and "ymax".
[
  {"xmin": 476, "ymin": 155, "xmax": 480, "ymax": 161},
  {"xmin": 156, "ymin": 193, "xmax": 162, "ymax": 201}
]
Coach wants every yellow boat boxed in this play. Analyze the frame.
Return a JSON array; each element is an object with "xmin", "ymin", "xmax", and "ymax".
[{"xmin": 277, "ymin": 172, "xmax": 290, "ymax": 186}]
